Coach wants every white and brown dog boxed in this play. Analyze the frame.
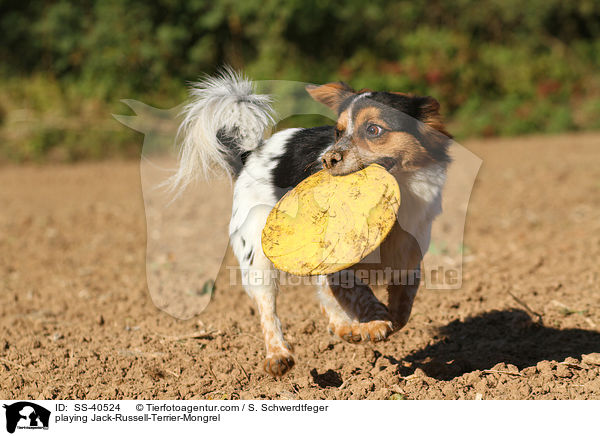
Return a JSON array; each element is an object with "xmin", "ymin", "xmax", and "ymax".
[{"xmin": 170, "ymin": 68, "xmax": 451, "ymax": 377}]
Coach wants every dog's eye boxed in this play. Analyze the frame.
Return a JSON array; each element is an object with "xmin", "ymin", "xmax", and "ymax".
[
  {"xmin": 366, "ymin": 124, "xmax": 383, "ymax": 137},
  {"xmin": 334, "ymin": 128, "xmax": 342, "ymax": 140}
]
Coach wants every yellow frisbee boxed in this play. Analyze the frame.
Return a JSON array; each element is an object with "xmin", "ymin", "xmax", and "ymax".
[{"xmin": 261, "ymin": 164, "xmax": 400, "ymax": 276}]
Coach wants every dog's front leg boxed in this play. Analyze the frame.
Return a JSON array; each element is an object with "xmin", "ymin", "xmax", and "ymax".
[
  {"xmin": 380, "ymin": 225, "xmax": 422, "ymax": 331},
  {"xmin": 318, "ymin": 271, "xmax": 393, "ymax": 343}
]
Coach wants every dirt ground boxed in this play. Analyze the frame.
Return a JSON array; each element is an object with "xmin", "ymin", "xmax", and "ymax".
[{"xmin": 1, "ymin": 132, "xmax": 599, "ymax": 400}]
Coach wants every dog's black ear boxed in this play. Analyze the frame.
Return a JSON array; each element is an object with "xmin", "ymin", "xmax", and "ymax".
[{"xmin": 305, "ymin": 82, "xmax": 355, "ymax": 113}]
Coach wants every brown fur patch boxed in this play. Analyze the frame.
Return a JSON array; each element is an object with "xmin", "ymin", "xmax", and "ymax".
[
  {"xmin": 348, "ymin": 106, "xmax": 386, "ymax": 156},
  {"xmin": 390, "ymin": 91, "xmax": 414, "ymax": 97},
  {"xmin": 382, "ymin": 131, "xmax": 437, "ymax": 170},
  {"xmin": 354, "ymin": 106, "xmax": 387, "ymax": 130},
  {"xmin": 305, "ymin": 82, "xmax": 355, "ymax": 112},
  {"xmin": 336, "ymin": 110, "xmax": 350, "ymax": 133}
]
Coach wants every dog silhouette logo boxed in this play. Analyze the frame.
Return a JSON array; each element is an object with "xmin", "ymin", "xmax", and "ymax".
[{"xmin": 2, "ymin": 402, "xmax": 50, "ymax": 433}]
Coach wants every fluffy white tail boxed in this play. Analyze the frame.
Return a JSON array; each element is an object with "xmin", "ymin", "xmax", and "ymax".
[{"xmin": 168, "ymin": 67, "xmax": 274, "ymax": 195}]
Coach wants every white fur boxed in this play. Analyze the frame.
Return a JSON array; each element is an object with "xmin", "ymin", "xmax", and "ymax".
[
  {"xmin": 229, "ymin": 128, "xmax": 300, "ymax": 262},
  {"xmin": 346, "ymin": 92, "xmax": 371, "ymax": 135},
  {"xmin": 168, "ymin": 67, "xmax": 274, "ymax": 196},
  {"xmin": 393, "ymin": 163, "xmax": 446, "ymax": 255},
  {"xmin": 226, "ymin": 128, "xmax": 302, "ymax": 368}
]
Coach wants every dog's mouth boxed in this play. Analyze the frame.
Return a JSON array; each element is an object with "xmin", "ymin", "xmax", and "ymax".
[
  {"xmin": 326, "ymin": 157, "xmax": 397, "ymax": 177},
  {"xmin": 374, "ymin": 157, "xmax": 397, "ymax": 172}
]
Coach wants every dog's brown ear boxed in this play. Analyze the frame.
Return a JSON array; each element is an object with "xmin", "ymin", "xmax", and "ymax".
[
  {"xmin": 418, "ymin": 96, "xmax": 451, "ymax": 138},
  {"xmin": 305, "ymin": 82, "xmax": 355, "ymax": 113}
]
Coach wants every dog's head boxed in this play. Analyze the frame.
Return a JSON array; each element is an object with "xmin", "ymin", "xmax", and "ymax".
[{"xmin": 306, "ymin": 82, "xmax": 451, "ymax": 176}]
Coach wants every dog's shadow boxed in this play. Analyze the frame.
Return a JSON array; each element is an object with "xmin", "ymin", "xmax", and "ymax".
[{"xmin": 386, "ymin": 309, "xmax": 600, "ymax": 381}]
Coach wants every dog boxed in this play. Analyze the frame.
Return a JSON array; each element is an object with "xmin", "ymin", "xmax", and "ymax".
[{"xmin": 169, "ymin": 68, "xmax": 451, "ymax": 377}]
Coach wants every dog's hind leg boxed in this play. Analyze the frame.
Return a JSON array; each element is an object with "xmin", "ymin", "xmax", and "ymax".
[
  {"xmin": 317, "ymin": 270, "xmax": 393, "ymax": 343},
  {"xmin": 238, "ymin": 260, "xmax": 295, "ymax": 377},
  {"xmin": 231, "ymin": 205, "xmax": 294, "ymax": 377},
  {"xmin": 246, "ymin": 257, "xmax": 294, "ymax": 377}
]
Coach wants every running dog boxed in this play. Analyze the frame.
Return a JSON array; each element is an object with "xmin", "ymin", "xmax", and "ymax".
[{"xmin": 169, "ymin": 68, "xmax": 451, "ymax": 377}]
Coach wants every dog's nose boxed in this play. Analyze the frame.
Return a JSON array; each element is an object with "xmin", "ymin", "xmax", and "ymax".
[{"xmin": 322, "ymin": 150, "xmax": 343, "ymax": 169}]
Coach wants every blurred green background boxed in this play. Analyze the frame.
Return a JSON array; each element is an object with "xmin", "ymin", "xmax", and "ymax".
[{"xmin": 1, "ymin": 0, "xmax": 599, "ymax": 162}]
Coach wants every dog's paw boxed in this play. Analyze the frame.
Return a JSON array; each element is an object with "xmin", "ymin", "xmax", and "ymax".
[
  {"xmin": 329, "ymin": 320, "xmax": 393, "ymax": 343},
  {"xmin": 263, "ymin": 351, "xmax": 295, "ymax": 377}
]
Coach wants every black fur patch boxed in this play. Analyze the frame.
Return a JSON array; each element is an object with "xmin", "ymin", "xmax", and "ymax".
[
  {"xmin": 216, "ymin": 127, "xmax": 256, "ymax": 176},
  {"xmin": 271, "ymin": 126, "xmax": 334, "ymax": 190},
  {"xmin": 338, "ymin": 92, "xmax": 425, "ymax": 120}
]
